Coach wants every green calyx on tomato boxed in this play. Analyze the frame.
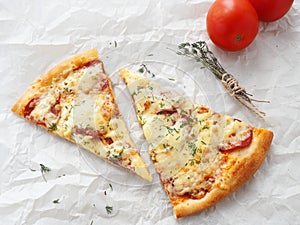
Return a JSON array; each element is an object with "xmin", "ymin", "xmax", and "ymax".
[{"xmin": 206, "ymin": 0, "xmax": 259, "ymax": 51}]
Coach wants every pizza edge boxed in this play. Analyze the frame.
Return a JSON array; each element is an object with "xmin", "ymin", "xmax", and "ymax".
[
  {"xmin": 172, "ymin": 127, "xmax": 273, "ymax": 218},
  {"xmin": 11, "ymin": 48, "xmax": 98, "ymax": 117},
  {"xmin": 11, "ymin": 50, "xmax": 153, "ymax": 182},
  {"xmin": 119, "ymin": 67, "xmax": 274, "ymax": 217}
]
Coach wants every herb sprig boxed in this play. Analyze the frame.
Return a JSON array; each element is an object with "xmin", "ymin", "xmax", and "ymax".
[
  {"xmin": 48, "ymin": 123, "xmax": 57, "ymax": 131},
  {"xmin": 175, "ymin": 41, "xmax": 269, "ymax": 119},
  {"xmin": 40, "ymin": 163, "xmax": 51, "ymax": 182},
  {"xmin": 105, "ymin": 205, "xmax": 113, "ymax": 214},
  {"xmin": 138, "ymin": 64, "xmax": 155, "ymax": 77}
]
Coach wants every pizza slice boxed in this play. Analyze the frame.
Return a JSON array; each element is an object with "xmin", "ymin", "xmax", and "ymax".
[
  {"xmin": 11, "ymin": 49, "xmax": 152, "ymax": 181},
  {"xmin": 120, "ymin": 68, "xmax": 273, "ymax": 218}
]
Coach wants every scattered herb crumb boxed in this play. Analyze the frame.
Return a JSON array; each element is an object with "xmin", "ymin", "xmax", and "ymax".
[
  {"xmin": 53, "ymin": 199, "xmax": 60, "ymax": 204},
  {"xmin": 104, "ymin": 190, "xmax": 107, "ymax": 196},
  {"xmin": 138, "ymin": 67, "xmax": 144, "ymax": 73},
  {"xmin": 202, "ymin": 125, "xmax": 209, "ymax": 130},
  {"xmin": 109, "ymin": 183, "xmax": 113, "ymax": 191},
  {"xmin": 90, "ymin": 220, "xmax": 94, "ymax": 225},
  {"xmin": 138, "ymin": 64, "xmax": 155, "ymax": 77},
  {"xmin": 105, "ymin": 205, "xmax": 113, "ymax": 214},
  {"xmin": 165, "ymin": 126, "xmax": 179, "ymax": 135},
  {"xmin": 189, "ymin": 142, "xmax": 198, "ymax": 156},
  {"xmin": 64, "ymin": 87, "xmax": 73, "ymax": 95},
  {"xmin": 48, "ymin": 123, "xmax": 57, "ymax": 131},
  {"xmin": 147, "ymin": 53, "xmax": 154, "ymax": 56},
  {"xmin": 168, "ymin": 78, "xmax": 175, "ymax": 81},
  {"xmin": 40, "ymin": 164, "xmax": 51, "ymax": 182},
  {"xmin": 109, "ymin": 41, "xmax": 117, "ymax": 48},
  {"xmin": 159, "ymin": 102, "xmax": 165, "ymax": 108}
]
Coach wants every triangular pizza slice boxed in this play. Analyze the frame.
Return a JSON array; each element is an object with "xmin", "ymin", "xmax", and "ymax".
[
  {"xmin": 120, "ymin": 68, "xmax": 273, "ymax": 218},
  {"xmin": 11, "ymin": 49, "xmax": 152, "ymax": 181}
]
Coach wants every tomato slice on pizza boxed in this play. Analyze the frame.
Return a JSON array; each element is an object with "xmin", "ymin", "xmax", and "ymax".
[
  {"xmin": 11, "ymin": 49, "xmax": 152, "ymax": 181},
  {"xmin": 120, "ymin": 68, "xmax": 273, "ymax": 218}
]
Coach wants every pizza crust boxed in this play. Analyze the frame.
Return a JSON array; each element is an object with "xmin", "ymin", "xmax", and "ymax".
[
  {"xmin": 11, "ymin": 48, "xmax": 98, "ymax": 116},
  {"xmin": 120, "ymin": 67, "xmax": 274, "ymax": 218},
  {"xmin": 172, "ymin": 127, "xmax": 273, "ymax": 218},
  {"xmin": 11, "ymin": 49, "xmax": 153, "ymax": 181}
]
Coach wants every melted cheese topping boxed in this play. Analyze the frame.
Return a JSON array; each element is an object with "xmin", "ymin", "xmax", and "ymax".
[
  {"xmin": 124, "ymin": 72, "xmax": 252, "ymax": 198},
  {"xmin": 26, "ymin": 62, "xmax": 152, "ymax": 181}
]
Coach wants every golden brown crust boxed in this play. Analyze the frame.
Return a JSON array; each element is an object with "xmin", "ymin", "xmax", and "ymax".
[
  {"xmin": 11, "ymin": 50, "xmax": 153, "ymax": 181},
  {"xmin": 120, "ymin": 68, "xmax": 274, "ymax": 217},
  {"xmin": 11, "ymin": 48, "xmax": 98, "ymax": 116},
  {"xmin": 173, "ymin": 127, "xmax": 273, "ymax": 218}
]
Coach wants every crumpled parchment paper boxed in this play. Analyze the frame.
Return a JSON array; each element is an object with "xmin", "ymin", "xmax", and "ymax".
[{"xmin": 1, "ymin": 0, "xmax": 300, "ymax": 224}]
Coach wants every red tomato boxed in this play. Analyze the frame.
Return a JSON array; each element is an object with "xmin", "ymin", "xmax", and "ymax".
[
  {"xmin": 206, "ymin": 0, "xmax": 259, "ymax": 51},
  {"xmin": 248, "ymin": 0, "xmax": 294, "ymax": 22}
]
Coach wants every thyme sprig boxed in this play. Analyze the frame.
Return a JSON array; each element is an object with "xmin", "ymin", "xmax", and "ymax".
[
  {"xmin": 138, "ymin": 63, "xmax": 155, "ymax": 77},
  {"xmin": 176, "ymin": 41, "xmax": 269, "ymax": 118},
  {"xmin": 40, "ymin": 163, "xmax": 51, "ymax": 182}
]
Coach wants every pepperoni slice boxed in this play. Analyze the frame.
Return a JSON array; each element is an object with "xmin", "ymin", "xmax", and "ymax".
[
  {"xmin": 73, "ymin": 126, "xmax": 105, "ymax": 138},
  {"xmin": 73, "ymin": 126, "xmax": 114, "ymax": 145},
  {"xmin": 75, "ymin": 59, "xmax": 101, "ymax": 71},
  {"xmin": 24, "ymin": 96, "xmax": 61, "ymax": 125},
  {"xmin": 156, "ymin": 107, "xmax": 177, "ymax": 115},
  {"xmin": 50, "ymin": 96, "xmax": 61, "ymax": 116},
  {"xmin": 23, "ymin": 97, "xmax": 47, "ymax": 126},
  {"xmin": 219, "ymin": 128, "xmax": 253, "ymax": 152},
  {"xmin": 24, "ymin": 97, "xmax": 39, "ymax": 118}
]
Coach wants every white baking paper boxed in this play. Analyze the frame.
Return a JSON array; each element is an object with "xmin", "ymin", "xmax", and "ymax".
[{"xmin": 0, "ymin": 0, "xmax": 300, "ymax": 224}]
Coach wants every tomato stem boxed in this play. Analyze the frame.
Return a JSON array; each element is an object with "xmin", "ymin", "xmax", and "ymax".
[{"xmin": 236, "ymin": 35, "xmax": 242, "ymax": 41}]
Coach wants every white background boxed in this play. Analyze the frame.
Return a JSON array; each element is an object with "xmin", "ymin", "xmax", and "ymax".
[{"xmin": 0, "ymin": 0, "xmax": 300, "ymax": 224}]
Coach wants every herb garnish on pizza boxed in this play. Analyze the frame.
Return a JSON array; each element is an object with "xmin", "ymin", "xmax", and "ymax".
[
  {"xmin": 11, "ymin": 49, "xmax": 152, "ymax": 181},
  {"xmin": 120, "ymin": 68, "xmax": 273, "ymax": 218}
]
